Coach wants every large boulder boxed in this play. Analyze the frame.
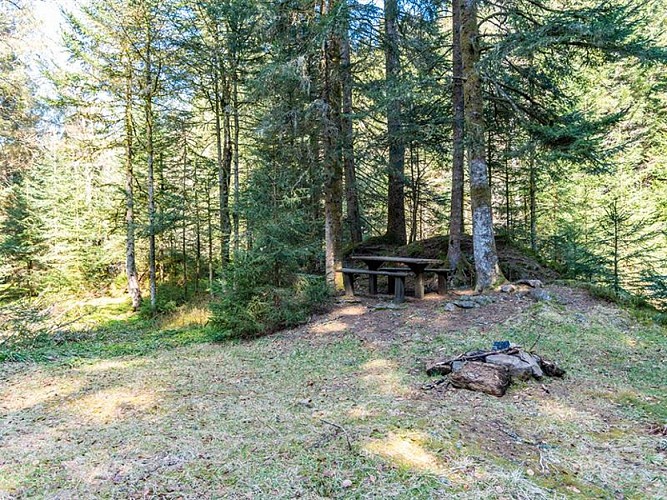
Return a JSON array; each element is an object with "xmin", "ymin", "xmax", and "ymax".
[
  {"xmin": 449, "ymin": 361, "xmax": 511, "ymax": 397},
  {"xmin": 485, "ymin": 354, "xmax": 534, "ymax": 380}
]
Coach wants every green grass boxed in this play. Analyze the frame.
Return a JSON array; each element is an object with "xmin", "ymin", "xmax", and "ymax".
[{"xmin": 1, "ymin": 286, "xmax": 666, "ymax": 498}]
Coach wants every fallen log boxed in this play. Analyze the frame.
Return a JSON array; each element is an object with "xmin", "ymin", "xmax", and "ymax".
[{"xmin": 426, "ymin": 346, "xmax": 520, "ymax": 376}]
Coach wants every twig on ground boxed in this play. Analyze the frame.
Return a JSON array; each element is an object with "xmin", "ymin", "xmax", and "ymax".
[{"xmin": 321, "ymin": 419, "xmax": 352, "ymax": 451}]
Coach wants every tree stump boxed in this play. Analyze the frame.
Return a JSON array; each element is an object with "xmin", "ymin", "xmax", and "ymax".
[{"xmin": 449, "ymin": 361, "xmax": 510, "ymax": 397}]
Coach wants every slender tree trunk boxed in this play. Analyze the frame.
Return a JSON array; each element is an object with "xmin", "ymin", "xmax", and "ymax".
[
  {"xmin": 194, "ymin": 158, "xmax": 201, "ymax": 293},
  {"xmin": 206, "ymin": 180, "xmax": 214, "ymax": 296},
  {"xmin": 529, "ymin": 150, "xmax": 537, "ymax": 252},
  {"xmin": 232, "ymin": 71, "xmax": 240, "ymax": 255},
  {"xmin": 124, "ymin": 62, "xmax": 141, "ymax": 311},
  {"xmin": 384, "ymin": 0, "xmax": 406, "ymax": 244},
  {"xmin": 461, "ymin": 0, "xmax": 505, "ymax": 291},
  {"xmin": 214, "ymin": 66, "xmax": 231, "ymax": 270},
  {"xmin": 323, "ymin": 0, "xmax": 344, "ymax": 291},
  {"xmin": 181, "ymin": 140, "xmax": 188, "ymax": 298},
  {"xmin": 341, "ymin": 9, "xmax": 362, "ymax": 244},
  {"xmin": 144, "ymin": 27, "xmax": 157, "ymax": 312},
  {"xmin": 447, "ymin": 0, "xmax": 465, "ymax": 273},
  {"xmin": 222, "ymin": 106, "xmax": 232, "ymax": 263}
]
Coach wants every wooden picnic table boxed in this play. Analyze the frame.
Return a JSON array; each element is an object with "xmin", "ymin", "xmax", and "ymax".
[{"xmin": 350, "ymin": 255, "xmax": 444, "ymax": 299}]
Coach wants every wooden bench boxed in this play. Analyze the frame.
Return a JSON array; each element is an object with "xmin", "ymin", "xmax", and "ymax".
[
  {"xmin": 339, "ymin": 268, "xmax": 409, "ymax": 303},
  {"xmin": 378, "ymin": 267, "xmax": 452, "ymax": 295}
]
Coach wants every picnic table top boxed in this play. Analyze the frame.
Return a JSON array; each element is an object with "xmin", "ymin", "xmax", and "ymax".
[{"xmin": 350, "ymin": 255, "xmax": 443, "ymax": 265}]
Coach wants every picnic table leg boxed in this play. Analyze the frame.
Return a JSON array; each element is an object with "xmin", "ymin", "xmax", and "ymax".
[
  {"xmin": 437, "ymin": 273, "xmax": 448, "ymax": 295},
  {"xmin": 343, "ymin": 272, "xmax": 355, "ymax": 296},
  {"xmin": 393, "ymin": 277, "xmax": 405, "ymax": 304},
  {"xmin": 367, "ymin": 262, "xmax": 381, "ymax": 295},
  {"xmin": 414, "ymin": 271, "xmax": 425, "ymax": 299}
]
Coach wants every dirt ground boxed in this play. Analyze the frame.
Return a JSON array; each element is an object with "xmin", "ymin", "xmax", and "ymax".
[{"xmin": 1, "ymin": 286, "xmax": 666, "ymax": 498}]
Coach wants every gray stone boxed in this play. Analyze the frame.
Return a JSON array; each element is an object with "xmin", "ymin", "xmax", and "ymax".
[
  {"xmin": 443, "ymin": 303, "xmax": 457, "ymax": 312},
  {"xmin": 530, "ymin": 288, "xmax": 552, "ymax": 302},
  {"xmin": 517, "ymin": 279, "xmax": 543, "ymax": 288},
  {"xmin": 500, "ymin": 284, "xmax": 517, "ymax": 293},
  {"xmin": 451, "ymin": 361, "xmax": 465, "ymax": 372},
  {"xmin": 485, "ymin": 354, "xmax": 534, "ymax": 380},
  {"xmin": 453, "ymin": 300, "xmax": 477, "ymax": 309},
  {"xmin": 518, "ymin": 351, "xmax": 544, "ymax": 379}
]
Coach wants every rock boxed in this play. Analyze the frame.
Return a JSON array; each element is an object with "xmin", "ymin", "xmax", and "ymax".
[
  {"xmin": 518, "ymin": 351, "xmax": 544, "ymax": 379},
  {"xmin": 443, "ymin": 303, "xmax": 457, "ymax": 312},
  {"xmin": 517, "ymin": 279, "xmax": 543, "ymax": 288},
  {"xmin": 485, "ymin": 354, "xmax": 534, "ymax": 380},
  {"xmin": 530, "ymin": 288, "xmax": 552, "ymax": 302},
  {"xmin": 426, "ymin": 361, "xmax": 452, "ymax": 376},
  {"xmin": 453, "ymin": 300, "xmax": 477, "ymax": 309},
  {"xmin": 449, "ymin": 361, "xmax": 511, "ymax": 397},
  {"xmin": 341, "ymin": 479, "xmax": 353, "ymax": 489},
  {"xmin": 451, "ymin": 361, "xmax": 465, "ymax": 372},
  {"xmin": 470, "ymin": 295, "xmax": 495, "ymax": 306},
  {"xmin": 500, "ymin": 284, "xmax": 516, "ymax": 293}
]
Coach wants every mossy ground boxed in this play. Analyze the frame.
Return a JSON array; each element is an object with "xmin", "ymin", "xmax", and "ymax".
[{"xmin": 1, "ymin": 286, "xmax": 665, "ymax": 498}]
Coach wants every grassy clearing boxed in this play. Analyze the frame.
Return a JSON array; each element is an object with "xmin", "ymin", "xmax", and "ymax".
[
  {"xmin": 1, "ymin": 286, "xmax": 666, "ymax": 498},
  {"xmin": 0, "ymin": 295, "xmax": 214, "ymax": 364}
]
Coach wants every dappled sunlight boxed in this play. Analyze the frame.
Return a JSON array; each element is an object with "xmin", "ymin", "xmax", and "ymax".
[
  {"xmin": 360, "ymin": 359, "xmax": 410, "ymax": 396},
  {"xmin": 66, "ymin": 387, "xmax": 158, "ymax": 424},
  {"xmin": 538, "ymin": 399, "xmax": 604, "ymax": 431},
  {"xmin": 347, "ymin": 405, "xmax": 377, "ymax": 420},
  {"xmin": 310, "ymin": 320, "xmax": 348, "ymax": 335},
  {"xmin": 76, "ymin": 358, "xmax": 146, "ymax": 374},
  {"xmin": 83, "ymin": 296, "xmax": 129, "ymax": 308},
  {"xmin": 334, "ymin": 305, "xmax": 367, "ymax": 317},
  {"xmin": 1, "ymin": 376, "xmax": 84, "ymax": 412},
  {"xmin": 161, "ymin": 305, "xmax": 210, "ymax": 329},
  {"xmin": 364, "ymin": 431, "xmax": 461, "ymax": 482}
]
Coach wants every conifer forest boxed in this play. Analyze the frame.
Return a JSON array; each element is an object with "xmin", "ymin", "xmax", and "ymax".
[{"xmin": 1, "ymin": 0, "xmax": 667, "ymax": 497}]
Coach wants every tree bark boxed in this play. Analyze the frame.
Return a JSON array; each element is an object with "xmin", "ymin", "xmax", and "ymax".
[
  {"xmin": 323, "ymin": 0, "xmax": 344, "ymax": 291},
  {"xmin": 341, "ymin": 8, "xmax": 362, "ymax": 244},
  {"xmin": 447, "ymin": 0, "xmax": 465, "ymax": 274},
  {"xmin": 384, "ymin": 0, "xmax": 406, "ymax": 244},
  {"xmin": 461, "ymin": 0, "xmax": 505, "ymax": 291},
  {"xmin": 144, "ymin": 22, "xmax": 157, "ymax": 312},
  {"xmin": 124, "ymin": 58, "xmax": 142, "ymax": 311}
]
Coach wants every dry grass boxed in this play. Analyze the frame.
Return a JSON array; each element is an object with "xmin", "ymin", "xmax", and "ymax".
[{"xmin": 1, "ymin": 286, "xmax": 666, "ymax": 498}]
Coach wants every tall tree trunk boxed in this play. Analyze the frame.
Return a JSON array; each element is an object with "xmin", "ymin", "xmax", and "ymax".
[
  {"xmin": 124, "ymin": 61, "xmax": 141, "ymax": 311},
  {"xmin": 447, "ymin": 0, "xmax": 465, "ymax": 273},
  {"xmin": 181, "ymin": 139, "xmax": 188, "ymax": 298},
  {"xmin": 461, "ymin": 0, "xmax": 505, "ymax": 291},
  {"xmin": 145, "ymin": 27, "xmax": 157, "ymax": 312},
  {"xmin": 194, "ymin": 157, "xmax": 201, "ymax": 293},
  {"xmin": 529, "ymin": 149, "xmax": 537, "ymax": 252},
  {"xmin": 341, "ymin": 9, "xmax": 362, "ymax": 244},
  {"xmin": 232, "ymin": 71, "xmax": 241, "ymax": 255},
  {"xmin": 384, "ymin": 0, "xmax": 406, "ymax": 244},
  {"xmin": 323, "ymin": 0, "xmax": 344, "ymax": 291},
  {"xmin": 214, "ymin": 65, "xmax": 231, "ymax": 270}
]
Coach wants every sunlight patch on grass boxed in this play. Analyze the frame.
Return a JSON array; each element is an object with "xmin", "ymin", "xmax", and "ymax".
[
  {"xmin": 360, "ymin": 358, "xmax": 410, "ymax": 397},
  {"xmin": 1, "ymin": 375, "xmax": 84, "ymax": 412},
  {"xmin": 364, "ymin": 431, "xmax": 460, "ymax": 482},
  {"xmin": 310, "ymin": 320, "xmax": 348, "ymax": 335},
  {"xmin": 66, "ymin": 387, "xmax": 158, "ymax": 424}
]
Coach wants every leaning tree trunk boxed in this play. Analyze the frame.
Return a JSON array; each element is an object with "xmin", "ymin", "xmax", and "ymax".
[
  {"xmin": 384, "ymin": 0, "xmax": 406, "ymax": 245},
  {"xmin": 461, "ymin": 0, "xmax": 505, "ymax": 291},
  {"xmin": 447, "ymin": 0, "xmax": 465, "ymax": 275},
  {"xmin": 341, "ymin": 9, "xmax": 362, "ymax": 244},
  {"xmin": 124, "ymin": 60, "xmax": 142, "ymax": 311},
  {"xmin": 323, "ymin": 0, "xmax": 344, "ymax": 291}
]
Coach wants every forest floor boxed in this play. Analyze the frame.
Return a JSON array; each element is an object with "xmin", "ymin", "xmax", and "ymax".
[{"xmin": 1, "ymin": 286, "xmax": 666, "ymax": 499}]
